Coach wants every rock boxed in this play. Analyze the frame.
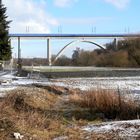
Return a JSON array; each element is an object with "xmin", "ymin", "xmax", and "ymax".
[{"xmin": 13, "ymin": 132, "xmax": 24, "ymax": 140}]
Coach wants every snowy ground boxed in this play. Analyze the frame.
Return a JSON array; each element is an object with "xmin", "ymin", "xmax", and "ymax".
[
  {"xmin": 49, "ymin": 77, "xmax": 140, "ymax": 102},
  {"xmin": 0, "ymin": 71, "xmax": 48, "ymax": 96},
  {"xmin": 51, "ymin": 77, "xmax": 140, "ymax": 91},
  {"xmin": 0, "ymin": 71, "xmax": 140, "ymax": 139},
  {"xmin": 1, "ymin": 71, "xmax": 140, "ymax": 99},
  {"xmin": 82, "ymin": 120, "xmax": 140, "ymax": 139}
]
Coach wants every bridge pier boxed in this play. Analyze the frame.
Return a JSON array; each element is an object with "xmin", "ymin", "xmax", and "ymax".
[
  {"xmin": 17, "ymin": 37, "xmax": 22, "ymax": 74},
  {"xmin": 47, "ymin": 38, "xmax": 51, "ymax": 66},
  {"xmin": 114, "ymin": 38, "xmax": 118, "ymax": 51}
]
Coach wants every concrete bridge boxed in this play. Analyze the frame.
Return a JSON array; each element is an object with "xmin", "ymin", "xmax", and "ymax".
[{"xmin": 9, "ymin": 33, "xmax": 140, "ymax": 66}]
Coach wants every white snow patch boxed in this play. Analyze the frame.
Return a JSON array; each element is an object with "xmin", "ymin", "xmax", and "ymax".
[
  {"xmin": 82, "ymin": 120, "xmax": 140, "ymax": 138},
  {"xmin": 13, "ymin": 132, "xmax": 24, "ymax": 140},
  {"xmin": 0, "ymin": 86, "xmax": 16, "ymax": 91}
]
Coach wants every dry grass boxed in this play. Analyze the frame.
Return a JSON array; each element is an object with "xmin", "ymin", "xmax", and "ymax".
[
  {"xmin": 0, "ymin": 87, "xmax": 84, "ymax": 140},
  {"xmin": 0, "ymin": 86, "xmax": 140, "ymax": 140},
  {"xmin": 70, "ymin": 89, "xmax": 140, "ymax": 119}
]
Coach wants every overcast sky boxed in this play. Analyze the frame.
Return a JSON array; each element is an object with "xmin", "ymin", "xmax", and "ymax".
[{"xmin": 3, "ymin": 0, "xmax": 140, "ymax": 58}]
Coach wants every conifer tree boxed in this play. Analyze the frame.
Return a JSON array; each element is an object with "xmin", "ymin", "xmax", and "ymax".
[{"xmin": 0, "ymin": 1, "xmax": 11, "ymax": 60}]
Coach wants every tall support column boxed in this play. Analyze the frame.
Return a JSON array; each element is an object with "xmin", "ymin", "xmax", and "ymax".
[
  {"xmin": 18, "ymin": 37, "xmax": 20, "ymax": 64},
  {"xmin": 17, "ymin": 37, "xmax": 22, "ymax": 74},
  {"xmin": 47, "ymin": 38, "xmax": 51, "ymax": 66},
  {"xmin": 114, "ymin": 38, "xmax": 117, "ymax": 51}
]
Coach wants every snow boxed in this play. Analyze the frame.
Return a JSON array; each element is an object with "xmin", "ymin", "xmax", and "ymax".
[
  {"xmin": 0, "ymin": 86, "xmax": 16, "ymax": 92},
  {"xmin": 50, "ymin": 77, "xmax": 140, "ymax": 93},
  {"xmin": 82, "ymin": 120, "xmax": 140, "ymax": 138},
  {"xmin": 1, "ymin": 72, "xmax": 140, "ymax": 92},
  {"xmin": 50, "ymin": 77, "xmax": 140, "ymax": 103},
  {"xmin": 1, "ymin": 74, "xmax": 140, "ymax": 94},
  {"xmin": 13, "ymin": 132, "xmax": 24, "ymax": 140},
  {"xmin": 1, "ymin": 72, "xmax": 140, "ymax": 101},
  {"xmin": 0, "ymin": 72, "xmax": 45, "ymax": 96}
]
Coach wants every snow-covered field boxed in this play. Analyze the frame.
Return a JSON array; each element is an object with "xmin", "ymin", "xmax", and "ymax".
[
  {"xmin": 51, "ymin": 77, "xmax": 140, "ymax": 91},
  {"xmin": 1, "ymin": 72, "xmax": 140, "ymax": 97},
  {"xmin": 50, "ymin": 77, "xmax": 140, "ymax": 102}
]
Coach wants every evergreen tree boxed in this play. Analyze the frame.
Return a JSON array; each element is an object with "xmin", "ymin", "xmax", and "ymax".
[{"xmin": 0, "ymin": 2, "xmax": 11, "ymax": 61}]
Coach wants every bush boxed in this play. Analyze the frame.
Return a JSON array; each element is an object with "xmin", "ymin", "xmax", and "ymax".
[
  {"xmin": 0, "ymin": 88, "xmax": 69, "ymax": 139},
  {"xmin": 70, "ymin": 89, "xmax": 139, "ymax": 119}
]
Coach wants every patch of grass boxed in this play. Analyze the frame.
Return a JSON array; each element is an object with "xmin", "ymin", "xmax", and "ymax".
[
  {"xmin": 23, "ymin": 66, "xmax": 89, "ymax": 72},
  {"xmin": 0, "ymin": 87, "xmax": 85, "ymax": 140},
  {"xmin": 69, "ymin": 89, "xmax": 140, "ymax": 120}
]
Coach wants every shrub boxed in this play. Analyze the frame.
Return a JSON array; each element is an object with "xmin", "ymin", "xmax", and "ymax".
[{"xmin": 70, "ymin": 89, "xmax": 139, "ymax": 119}]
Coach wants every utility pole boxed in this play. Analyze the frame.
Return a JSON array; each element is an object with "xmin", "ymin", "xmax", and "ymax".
[{"xmin": 0, "ymin": 0, "xmax": 2, "ymax": 5}]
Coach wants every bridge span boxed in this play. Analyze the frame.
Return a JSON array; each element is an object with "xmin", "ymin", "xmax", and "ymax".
[
  {"xmin": 9, "ymin": 33, "xmax": 140, "ymax": 39},
  {"xmin": 9, "ymin": 33, "xmax": 140, "ymax": 67}
]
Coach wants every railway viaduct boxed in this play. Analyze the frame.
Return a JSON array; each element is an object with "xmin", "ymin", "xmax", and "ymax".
[{"xmin": 9, "ymin": 33, "xmax": 140, "ymax": 66}]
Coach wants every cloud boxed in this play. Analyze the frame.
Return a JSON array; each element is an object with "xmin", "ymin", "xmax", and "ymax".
[
  {"xmin": 54, "ymin": 0, "xmax": 130, "ymax": 9},
  {"xmin": 58, "ymin": 17, "xmax": 112, "ymax": 25},
  {"xmin": 4, "ymin": 0, "xmax": 59, "ymax": 33},
  {"xmin": 54, "ymin": 0, "xmax": 78, "ymax": 7},
  {"xmin": 3, "ymin": 0, "xmax": 130, "ymax": 34},
  {"xmin": 104, "ymin": 0, "xmax": 130, "ymax": 9}
]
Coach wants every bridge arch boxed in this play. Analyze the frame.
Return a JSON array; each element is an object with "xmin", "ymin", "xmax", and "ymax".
[{"xmin": 53, "ymin": 40, "xmax": 106, "ymax": 64}]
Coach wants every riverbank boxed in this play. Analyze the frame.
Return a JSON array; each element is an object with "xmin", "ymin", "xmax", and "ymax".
[
  {"xmin": 23, "ymin": 66, "xmax": 140, "ymax": 78},
  {"xmin": 0, "ymin": 85, "xmax": 140, "ymax": 140}
]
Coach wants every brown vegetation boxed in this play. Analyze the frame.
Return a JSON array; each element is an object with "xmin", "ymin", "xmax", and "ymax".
[
  {"xmin": 70, "ymin": 89, "xmax": 140, "ymax": 119},
  {"xmin": 0, "ymin": 86, "xmax": 140, "ymax": 139},
  {"xmin": 56, "ymin": 37, "xmax": 140, "ymax": 67},
  {"xmin": 0, "ymin": 87, "xmax": 86, "ymax": 140}
]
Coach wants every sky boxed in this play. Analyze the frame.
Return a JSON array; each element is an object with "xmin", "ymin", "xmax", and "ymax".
[{"xmin": 3, "ymin": 0, "xmax": 140, "ymax": 58}]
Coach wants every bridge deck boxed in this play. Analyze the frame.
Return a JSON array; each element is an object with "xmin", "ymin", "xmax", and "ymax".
[{"xmin": 9, "ymin": 33, "xmax": 140, "ymax": 39}]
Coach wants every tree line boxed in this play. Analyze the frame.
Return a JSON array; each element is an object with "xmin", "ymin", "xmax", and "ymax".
[
  {"xmin": 54, "ymin": 37, "xmax": 140, "ymax": 67},
  {"xmin": 19, "ymin": 37, "xmax": 140, "ymax": 67}
]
